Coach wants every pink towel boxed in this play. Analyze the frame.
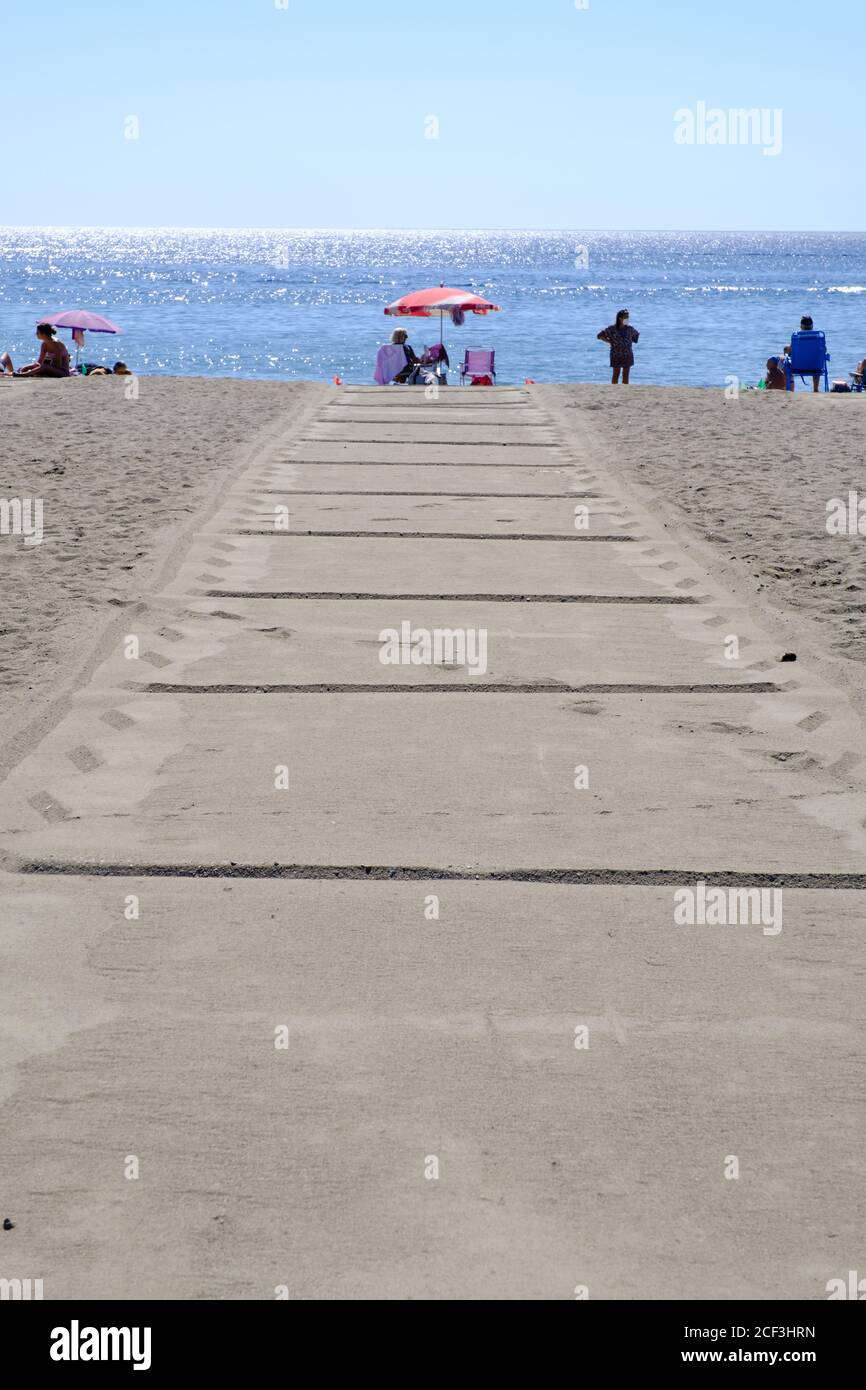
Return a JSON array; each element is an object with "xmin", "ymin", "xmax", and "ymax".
[{"xmin": 374, "ymin": 343, "xmax": 407, "ymax": 385}]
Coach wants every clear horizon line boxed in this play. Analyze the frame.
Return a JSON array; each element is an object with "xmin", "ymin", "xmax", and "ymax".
[{"xmin": 1, "ymin": 224, "xmax": 864, "ymax": 236}]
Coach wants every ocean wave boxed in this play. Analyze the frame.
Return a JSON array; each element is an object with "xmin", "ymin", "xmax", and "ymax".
[
  {"xmin": 828, "ymin": 285, "xmax": 866, "ymax": 293},
  {"xmin": 682, "ymin": 285, "xmax": 767, "ymax": 293}
]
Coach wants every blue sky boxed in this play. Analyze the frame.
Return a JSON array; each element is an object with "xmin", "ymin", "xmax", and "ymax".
[{"xmin": 1, "ymin": 0, "xmax": 857, "ymax": 230}]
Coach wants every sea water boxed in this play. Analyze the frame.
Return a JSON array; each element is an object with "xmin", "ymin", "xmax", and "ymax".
[{"xmin": 0, "ymin": 228, "xmax": 864, "ymax": 387}]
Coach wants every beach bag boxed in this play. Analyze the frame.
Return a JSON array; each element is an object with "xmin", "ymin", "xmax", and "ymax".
[{"xmin": 407, "ymin": 365, "xmax": 435, "ymax": 385}]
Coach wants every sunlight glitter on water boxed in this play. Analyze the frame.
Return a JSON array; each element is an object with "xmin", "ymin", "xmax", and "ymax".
[{"xmin": 1, "ymin": 228, "xmax": 864, "ymax": 385}]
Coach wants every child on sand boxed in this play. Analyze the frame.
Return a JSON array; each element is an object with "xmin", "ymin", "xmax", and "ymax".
[{"xmin": 765, "ymin": 356, "xmax": 787, "ymax": 390}]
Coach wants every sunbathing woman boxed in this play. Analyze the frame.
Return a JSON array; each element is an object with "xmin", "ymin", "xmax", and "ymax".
[{"xmin": 1, "ymin": 323, "xmax": 71, "ymax": 377}]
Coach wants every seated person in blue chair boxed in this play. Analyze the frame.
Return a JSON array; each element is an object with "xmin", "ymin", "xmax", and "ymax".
[{"xmin": 789, "ymin": 316, "xmax": 823, "ymax": 392}]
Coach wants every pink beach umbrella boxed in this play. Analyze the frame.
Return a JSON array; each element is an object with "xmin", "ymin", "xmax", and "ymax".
[
  {"xmin": 384, "ymin": 283, "xmax": 500, "ymax": 375},
  {"xmin": 41, "ymin": 309, "xmax": 122, "ymax": 367}
]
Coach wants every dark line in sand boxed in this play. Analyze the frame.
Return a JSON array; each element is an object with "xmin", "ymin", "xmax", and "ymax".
[
  {"xmin": 317, "ymin": 419, "xmax": 549, "ymax": 427},
  {"xmin": 296, "ymin": 439, "xmax": 556, "ymax": 447},
  {"xmin": 322, "ymin": 407, "xmax": 539, "ymax": 412},
  {"xmin": 140, "ymin": 681, "xmax": 779, "ymax": 696},
  {"xmin": 254, "ymin": 497, "xmax": 600, "ymax": 503},
  {"xmin": 235, "ymin": 530, "xmax": 637, "ymax": 542},
  {"xmin": 206, "ymin": 591, "xmax": 700, "ymax": 604},
  {"xmin": 327, "ymin": 399, "xmax": 529, "ymax": 404},
  {"xmin": 273, "ymin": 467, "xmax": 569, "ymax": 472},
  {"xmin": 15, "ymin": 861, "xmax": 866, "ymax": 889},
  {"xmin": 327, "ymin": 396, "xmax": 529, "ymax": 403}
]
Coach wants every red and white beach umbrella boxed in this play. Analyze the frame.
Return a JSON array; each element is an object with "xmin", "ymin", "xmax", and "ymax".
[
  {"xmin": 384, "ymin": 283, "xmax": 501, "ymax": 373},
  {"xmin": 384, "ymin": 285, "xmax": 500, "ymax": 319}
]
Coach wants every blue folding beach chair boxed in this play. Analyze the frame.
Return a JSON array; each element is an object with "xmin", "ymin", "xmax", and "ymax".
[{"xmin": 784, "ymin": 331, "xmax": 830, "ymax": 392}]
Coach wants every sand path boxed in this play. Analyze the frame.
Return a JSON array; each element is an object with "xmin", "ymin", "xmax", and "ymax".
[{"xmin": 0, "ymin": 385, "xmax": 863, "ymax": 1300}]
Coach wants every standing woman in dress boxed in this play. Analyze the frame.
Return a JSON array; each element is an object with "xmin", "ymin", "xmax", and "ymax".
[{"xmin": 597, "ymin": 309, "xmax": 639, "ymax": 384}]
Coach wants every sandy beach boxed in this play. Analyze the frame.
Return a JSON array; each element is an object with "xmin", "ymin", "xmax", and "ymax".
[
  {"xmin": 6, "ymin": 0, "xmax": 866, "ymax": 1341},
  {"xmin": 0, "ymin": 377, "xmax": 324, "ymax": 774},
  {"xmin": 1, "ymin": 379, "xmax": 864, "ymax": 1302},
  {"xmin": 544, "ymin": 385, "xmax": 866, "ymax": 705},
  {"xmin": 5, "ymin": 380, "xmax": 864, "ymax": 776}
]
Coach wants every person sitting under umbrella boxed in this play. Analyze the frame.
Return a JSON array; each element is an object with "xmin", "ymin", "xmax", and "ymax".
[
  {"xmin": 382, "ymin": 286, "xmax": 501, "ymax": 383},
  {"xmin": 390, "ymin": 328, "xmax": 421, "ymax": 383},
  {"xmin": 1, "ymin": 323, "xmax": 71, "ymax": 377}
]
